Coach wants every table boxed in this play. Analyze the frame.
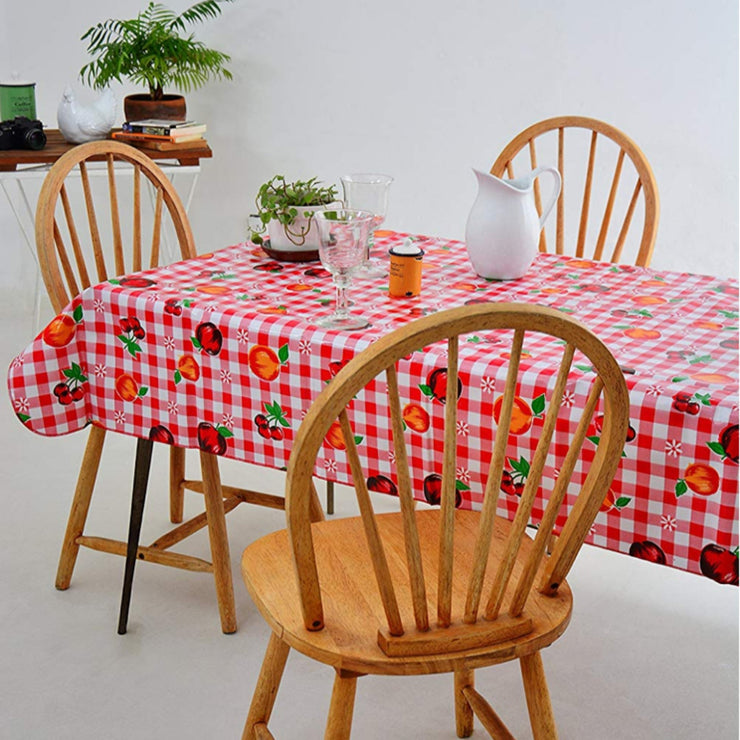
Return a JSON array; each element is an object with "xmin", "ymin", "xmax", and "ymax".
[
  {"xmin": 0, "ymin": 130, "xmax": 212, "ymax": 328},
  {"xmin": 7, "ymin": 231, "xmax": 738, "ymax": 584}
]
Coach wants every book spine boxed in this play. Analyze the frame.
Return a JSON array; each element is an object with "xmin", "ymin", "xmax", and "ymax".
[{"xmin": 122, "ymin": 122, "xmax": 172, "ymax": 135}]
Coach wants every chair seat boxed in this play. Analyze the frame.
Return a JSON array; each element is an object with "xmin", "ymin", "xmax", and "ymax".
[{"xmin": 242, "ymin": 509, "xmax": 572, "ymax": 677}]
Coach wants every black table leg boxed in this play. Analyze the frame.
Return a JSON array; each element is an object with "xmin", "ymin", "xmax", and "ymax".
[{"xmin": 117, "ymin": 438, "xmax": 154, "ymax": 635}]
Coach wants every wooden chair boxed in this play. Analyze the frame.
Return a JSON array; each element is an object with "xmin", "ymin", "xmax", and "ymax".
[
  {"xmin": 241, "ymin": 302, "xmax": 629, "ymax": 738},
  {"xmin": 35, "ymin": 140, "xmax": 290, "ymax": 633},
  {"xmin": 491, "ymin": 116, "xmax": 659, "ymax": 267}
]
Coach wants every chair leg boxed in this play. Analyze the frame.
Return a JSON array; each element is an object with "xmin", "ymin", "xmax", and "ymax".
[
  {"xmin": 520, "ymin": 652, "xmax": 558, "ymax": 740},
  {"xmin": 199, "ymin": 450, "xmax": 237, "ymax": 633},
  {"xmin": 325, "ymin": 669, "xmax": 361, "ymax": 740},
  {"xmin": 242, "ymin": 631, "xmax": 290, "ymax": 740},
  {"xmin": 55, "ymin": 426, "xmax": 106, "ymax": 590},
  {"xmin": 117, "ymin": 438, "xmax": 154, "ymax": 635},
  {"xmin": 454, "ymin": 667, "xmax": 475, "ymax": 737},
  {"xmin": 169, "ymin": 446, "xmax": 186, "ymax": 523}
]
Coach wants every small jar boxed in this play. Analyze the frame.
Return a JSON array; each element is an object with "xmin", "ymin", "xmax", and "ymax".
[{"xmin": 388, "ymin": 240, "xmax": 424, "ymax": 297}]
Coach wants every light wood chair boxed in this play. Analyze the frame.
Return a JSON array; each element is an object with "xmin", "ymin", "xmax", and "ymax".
[
  {"xmin": 35, "ymin": 140, "xmax": 291, "ymax": 633},
  {"xmin": 241, "ymin": 302, "xmax": 629, "ymax": 739},
  {"xmin": 491, "ymin": 116, "xmax": 659, "ymax": 267}
]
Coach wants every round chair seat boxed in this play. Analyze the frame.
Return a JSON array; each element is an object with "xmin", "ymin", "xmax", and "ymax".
[{"xmin": 242, "ymin": 509, "xmax": 573, "ymax": 677}]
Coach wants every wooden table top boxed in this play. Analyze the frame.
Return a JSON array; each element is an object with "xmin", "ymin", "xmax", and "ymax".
[{"xmin": 0, "ymin": 129, "xmax": 213, "ymax": 171}]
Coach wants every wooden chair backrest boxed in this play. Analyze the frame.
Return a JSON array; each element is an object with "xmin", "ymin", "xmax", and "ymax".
[
  {"xmin": 286, "ymin": 303, "xmax": 629, "ymax": 647},
  {"xmin": 491, "ymin": 116, "xmax": 659, "ymax": 267},
  {"xmin": 35, "ymin": 140, "xmax": 197, "ymax": 313}
]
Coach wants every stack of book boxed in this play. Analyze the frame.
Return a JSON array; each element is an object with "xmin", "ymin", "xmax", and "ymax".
[{"xmin": 112, "ymin": 120, "xmax": 207, "ymax": 151}]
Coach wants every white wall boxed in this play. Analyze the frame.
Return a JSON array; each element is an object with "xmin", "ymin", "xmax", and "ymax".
[{"xmin": 1, "ymin": 0, "xmax": 737, "ymax": 313}]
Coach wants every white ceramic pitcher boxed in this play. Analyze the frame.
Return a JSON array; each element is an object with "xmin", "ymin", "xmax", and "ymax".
[{"xmin": 464, "ymin": 166, "xmax": 561, "ymax": 280}]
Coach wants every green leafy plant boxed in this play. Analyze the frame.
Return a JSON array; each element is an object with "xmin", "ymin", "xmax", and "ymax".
[
  {"xmin": 250, "ymin": 175, "xmax": 339, "ymax": 246},
  {"xmin": 79, "ymin": 0, "xmax": 233, "ymax": 100}
]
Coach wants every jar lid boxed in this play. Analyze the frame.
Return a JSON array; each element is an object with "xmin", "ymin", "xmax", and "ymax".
[
  {"xmin": 0, "ymin": 80, "xmax": 35, "ymax": 87},
  {"xmin": 389, "ymin": 238, "xmax": 424, "ymax": 257}
]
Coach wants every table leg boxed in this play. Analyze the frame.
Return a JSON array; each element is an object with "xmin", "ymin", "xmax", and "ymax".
[
  {"xmin": 326, "ymin": 480, "xmax": 334, "ymax": 516},
  {"xmin": 117, "ymin": 438, "xmax": 154, "ymax": 635}
]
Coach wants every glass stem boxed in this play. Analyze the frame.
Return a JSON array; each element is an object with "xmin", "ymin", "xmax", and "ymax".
[{"xmin": 334, "ymin": 275, "xmax": 351, "ymax": 318}]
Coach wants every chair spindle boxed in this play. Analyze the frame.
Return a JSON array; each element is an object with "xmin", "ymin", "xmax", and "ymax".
[
  {"xmin": 576, "ymin": 131, "xmax": 598, "ymax": 258},
  {"xmin": 463, "ymin": 328, "xmax": 525, "ymax": 624},
  {"xmin": 437, "ymin": 336, "xmax": 460, "ymax": 628},
  {"xmin": 339, "ymin": 408, "xmax": 404, "ymax": 636},
  {"xmin": 484, "ymin": 341, "xmax": 575, "ymax": 620},
  {"xmin": 106, "ymin": 155, "xmax": 125, "ymax": 276},
  {"xmin": 592, "ymin": 148, "xmax": 625, "ymax": 262},
  {"xmin": 386, "ymin": 364, "xmax": 429, "ymax": 632},
  {"xmin": 610, "ymin": 179, "xmax": 642, "ymax": 264}
]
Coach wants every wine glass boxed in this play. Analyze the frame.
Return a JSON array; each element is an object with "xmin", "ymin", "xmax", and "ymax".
[
  {"xmin": 340, "ymin": 173, "xmax": 393, "ymax": 279},
  {"xmin": 314, "ymin": 209, "xmax": 373, "ymax": 330}
]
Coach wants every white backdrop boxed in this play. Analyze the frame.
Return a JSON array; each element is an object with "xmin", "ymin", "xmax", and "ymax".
[{"xmin": 1, "ymin": 0, "xmax": 737, "ymax": 314}]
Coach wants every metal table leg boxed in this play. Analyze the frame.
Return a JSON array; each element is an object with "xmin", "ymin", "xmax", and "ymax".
[{"xmin": 117, "ymin": 438, "xmax": 154, "ymax": 635}]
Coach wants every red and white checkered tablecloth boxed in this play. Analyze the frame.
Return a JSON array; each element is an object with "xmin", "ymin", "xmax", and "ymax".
[{"xmin": 7, "ymin": 231, "xmax": 739, "ymax": 583}]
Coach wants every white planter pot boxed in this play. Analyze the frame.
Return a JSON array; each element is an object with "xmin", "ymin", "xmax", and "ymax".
[{"xmin": 267, "ymin": 203, "xmax": 340, "ymax": 251}]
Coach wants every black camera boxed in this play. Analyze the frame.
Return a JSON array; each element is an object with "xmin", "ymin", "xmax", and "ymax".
[{"xmin": 0, "ymin": 116, "xmax": 46, "ymax": 151}]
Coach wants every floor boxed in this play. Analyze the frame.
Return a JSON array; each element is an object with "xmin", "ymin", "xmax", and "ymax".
[{"xmin": 1, "ymin": 303, "xmax": 738, "ymax": 739}]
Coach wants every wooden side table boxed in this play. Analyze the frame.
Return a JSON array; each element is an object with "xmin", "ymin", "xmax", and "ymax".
[
  {"xmin": 0, "ymin": 130, "xmax": 212, "ymax": 327},
  {"xmin": 0, "ymin": 129, "xmax": 213, "ymax": 170}
]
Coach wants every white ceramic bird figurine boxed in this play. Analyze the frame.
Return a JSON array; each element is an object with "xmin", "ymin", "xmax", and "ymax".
[{"xmin": 57, "ymin": 86, "xmax": 117, "ymax": 144}]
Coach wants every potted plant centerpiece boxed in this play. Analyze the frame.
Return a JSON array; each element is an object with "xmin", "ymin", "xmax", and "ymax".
[
  {"xmin": 79, "ymin": 0, "xmax": 233, "ymax": 121},
  {"xmin": 250, "ymin": 175, "xmax": 340, "ymax": 261}
]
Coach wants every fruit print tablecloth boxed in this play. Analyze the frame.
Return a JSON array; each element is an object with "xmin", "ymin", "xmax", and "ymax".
[{"xmin": 7, "ymin": 231, "xmax": 738, "ymax": 584}]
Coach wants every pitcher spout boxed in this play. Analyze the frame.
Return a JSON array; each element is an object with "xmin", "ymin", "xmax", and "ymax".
[{"xmin": 472, "ymin": 167, "xmax": 531, "ymax": 193}]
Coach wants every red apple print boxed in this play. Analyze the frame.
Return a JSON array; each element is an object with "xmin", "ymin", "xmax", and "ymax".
[
  {"xmin": 119, "ymin": 276, "xmax": 156, "ymax": 289},
  {"xmin": 422, "ymin": 473, "xmax": 462, "ymax": 507},
  {"xmin": 304, "ymin": 266, "xmax": 331, "ymax": 278},
  {"xmin": 423, "ymin": 368, "xmax": 463, "ymax": 405},
  {"xmin": 629, "ymin": 540, "xmax": 666, "ymax": 564},
  {"xmin": 197, "ymin": 422, "xmax": 228, "ymax": 456},
  {"xmin": 367, "ymin": 475, "xmax": 398, "ymax": 496},
  {"xmin": 719, "ymin": 337, "xmax": 739, "ymax": 350},
  {"xmin": 149, "ymin": 425, "xmax": 175, "ymax": 444},
  {"xmin": 699, "ymin": 544, "xmax": 738, "ymax": 585},
  {"xmin": 195, "ymin": 322, "xmax": 223, "ymax": 356},
  {"xmin": 254, "ymin": 261, "xmax": 284, "ymax": 273},
  {"xmin": 719, "ymin": 424, "xmax": 739, "ymax": 463}
]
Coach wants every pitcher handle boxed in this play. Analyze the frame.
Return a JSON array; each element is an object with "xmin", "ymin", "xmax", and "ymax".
[{"xmin": 531, "ymin": 166, "xmax": 562, "ymax": 230}]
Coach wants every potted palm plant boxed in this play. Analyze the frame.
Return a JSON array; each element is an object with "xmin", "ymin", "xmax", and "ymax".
[
  {"xmin": 250, "ymin": 175, "xmax": 340, "ymax": 260},
  {"xmin": 79, "ymin": 0, "xmax": 233, "ymax": 121}
]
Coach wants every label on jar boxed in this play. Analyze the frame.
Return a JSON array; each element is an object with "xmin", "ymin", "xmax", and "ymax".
[{"xmin": 388, "ymin": 240, "xmax": 424, "ymax": 297}]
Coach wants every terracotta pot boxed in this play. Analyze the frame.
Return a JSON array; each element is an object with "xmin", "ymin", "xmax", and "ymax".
[{"xmin": 123, "ymin": 94, "xmax": 187, "ymax": 122}]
